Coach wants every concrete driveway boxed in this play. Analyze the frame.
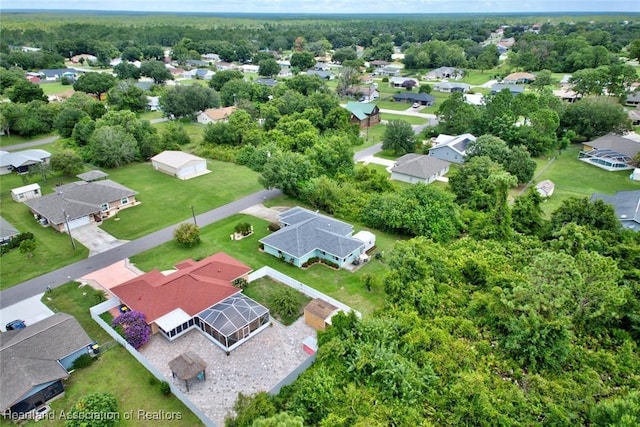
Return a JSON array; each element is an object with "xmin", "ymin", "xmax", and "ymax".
[
  {"xmin": 71, "ymin": 223, "xmax": 129, "ymax": 257},
  {"xmin": 0, "ymin": 293, "xmax": 53, "ymax": 331}
]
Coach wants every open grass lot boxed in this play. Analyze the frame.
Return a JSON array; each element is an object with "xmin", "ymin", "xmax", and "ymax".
[
  {"xmin": 374, "ymin": 100, "xmax": 412, "ymax": 111},
  {"xmin": 381, "ymin": 113, "xmax": 428, "ymax": 125},
  {"xmin": 37, "ymin": 81, "xmax": 74, "ymax": 96},
  {"xmin": 356, "ymin": 123, "xmax": 386, "ymax": 146},
  {"xmin": 138, "ymin": 111, "xmax": 164, "ymax": 121},
  {"xmin": 242, "ymin": 277, "xmax": 311, "ymax": 325},
  {"xmin": 531, "ymin": 144, "xmax": 640, "ymax": 215},
  {"xmin": 100, "ymin": 161, "xmax": 263, "ymax": 239},
  {"xmin": 153, "ymin": 120, "xmax": 206, "ymax": 143},
  {"xmin": 0, "ymin": 170, "xmax": 89, "ymax": 289},
  {"xmin": 459, "ymin": 68, "xmax": 501, "ymax": 85},
  {"xmin": 14, "ymin": 282, "xmax": 204, "ymax": 427},
  {"xmin": 130, "ymin": 213, "xmax": 398, "ymax": 315}
]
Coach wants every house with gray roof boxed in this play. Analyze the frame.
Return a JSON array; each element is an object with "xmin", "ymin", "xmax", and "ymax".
[
  {"xmin": 424, "ymin": 67, "xmax": 463, "ymax": 80},
  {"xmin": 0, "ymin": 216, "xmax": 20, "ymax": 244},
  {"xmin": 390, "ymin": 154, "xmax": 450, "ymax": 184},
  {"xmin": 591, "ymin": 190, "xmax": 640, "ymax": 231},
  {"xmin": 625, "ymin": 92, "xmax": 640, "ymax": 107},
  {"xmin": 259, "ymin": 207, "xmax": 371, "ymax": 269},
  {"xmin": 0, "ymin": 149, "xmax": 51, "ymax": 175},
  {"xmin": 579, "ymin": 134, "xmax": 640, "ymax": 171},
  {"xmin": 0, "ymin": 313, "xmax": 94, "ymax": 416},
  {"xmin": 392, "ymin": 92, "xmax": 435, "ymax": 106},
  {"xmin": 24, "ymin": 180, "xmax": 138, "ymax": 232},
  {"xmin": 38, "ymin": 68, "xmax": 78, "ymax": 82},
  {"xmin": 434, "ymin": 82, "xmax": 471, "ymax": 93},
  {"xmin": 306, "ymin": 69, "xmax": 334, "ymax": 80},
  {"xmin": 428, "ymin": 133, "xmax": 476, "ymax": 164},
  {"xmin": 491, "ymin": 84, "xmax": 525, "ymax": 95}
]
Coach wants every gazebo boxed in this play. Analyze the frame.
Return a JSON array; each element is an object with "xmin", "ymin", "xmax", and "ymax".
[{"xmin": 168, "ymin": 351, "xmax": 207, "ymax": 392}]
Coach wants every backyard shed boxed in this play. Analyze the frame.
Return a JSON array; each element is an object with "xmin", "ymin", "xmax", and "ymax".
[
  {"xmin": 10, "ymin": 184, "xmax": 41, "ymax": 202},
  {"xmin": 631, "ymin": 168, "xmax": 640, "ymax": 181},
  {"xmin": 353, "ymin": 230, "xmax": 376, "ymax": 252},
  {"xmin": 535, "ymin": 180, "xmax": 555, "ymax": 197},
  {"xmin": 304, "ymin": 299, "xmax": 338, "ymax": 331},
  {"xmin": 150, "ymin": 151, "xmax": 209, "ymax": 180},
  {"xmin": 169, "ymin": 351, "xmax": 207, "ymax": 392}
]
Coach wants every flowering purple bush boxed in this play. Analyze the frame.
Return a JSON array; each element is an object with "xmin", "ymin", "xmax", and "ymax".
[{"xmin": 112, "ymin": 310, "xmax": 151, "ymax": 349}]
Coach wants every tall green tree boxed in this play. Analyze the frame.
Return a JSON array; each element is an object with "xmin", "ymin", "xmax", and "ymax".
[
  {"xmin": 139, "ymin": 60, "xmax": 173, "ymax": 84},
  {"xmin": 382, "ymin": 120, "xmax": 416, "ymax": 155},
  {"xmin": 73, "ymin": 72, "xmax": 117, "ymax": 99},
  {"xmin": 160, "ymin": 85, "xmax": 220, "ymax": 118},
  {"xmin": 7, "ymin": 79, "xmax": 47, "ymax": 103}
]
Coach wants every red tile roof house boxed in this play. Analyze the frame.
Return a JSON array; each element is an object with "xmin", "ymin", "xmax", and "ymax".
[{"xmin": 110, "ymin": 252, "xmax": 270, "ymax": 355}]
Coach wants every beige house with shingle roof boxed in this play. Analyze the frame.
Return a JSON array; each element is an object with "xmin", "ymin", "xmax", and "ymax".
[
  {"xmin": 150, "ymin": 151, "xmax": 210, "ymax": 180},
  {"xmin": 390, "ymin": 154, "xmax": 451, "ymax": 184},
  {"xmin": 196, "ymin": 106, "xmax": 237, "ymax": 125}
]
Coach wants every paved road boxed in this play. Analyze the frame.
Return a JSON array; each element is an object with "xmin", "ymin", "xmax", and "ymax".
[
  {"xmin": 2, "ymin": 135, "xmax": 60, "ymax": 152},
  {"xmin": 0, "ymin": 188, "xmax": 281, "ymax": 308}
]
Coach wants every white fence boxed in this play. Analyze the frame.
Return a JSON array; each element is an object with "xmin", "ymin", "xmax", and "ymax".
[
  {"xmin": 248, "ymin": 266, "xmax": 361, "ymax": 318},
  {"xmin": 89, "ymin": 299, "xmax": 217, "ymax": 427}
]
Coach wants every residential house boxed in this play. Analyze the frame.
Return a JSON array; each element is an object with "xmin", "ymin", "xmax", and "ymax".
[
  {"xmin": 434, "ymin": 82, "xmax": 471, "ymax": 93},
  {"xmin": 392, "ymin": 93, "xmax": 435, "ymax": 106},
  {"xmin": 240, "ymin": 64, "xmax": 259, "ymax": 73},
  {"xmin": 306, "ymin": 69, "xmax": 334, "ymax": 80},
  {"xmin": 579, "ymin": 134, "xmax": 640, "ymax": 171},
  {"xmin": 215, "ymin": 62, "xmax": 235, "ymax": 71},
  {"xmin": 591, "ymin": 190, "xmax": 640, "ymax": 231},
  {"xmin": 196, "ymin": 106, "xmax": 237, "ymax": 125},
  {"xmin": 0, "ymin": 149, "xmax": 51, "ymax": 175},
  {"xmin": 373, "ymin": 66, "xmax": 401, "ymax": 77},
  {"xmin": 146, "ymin": 96, "xmax": 160, "ymax": 111},
  {"xmin": 10, "ymin": 184, "xmax": 41, "ymax": 202},
  {"xmin": 344, "ymin": 101, "xmax": 381, "ymax": 128},
  {"xmin": 259, "ymin": 207, "xmax": 373, "ymax": 269},
  {"xmin": 345, "ymin": 86, "xmax": 379, "ymax": 102},
  {"xmin": 38, "ymin": 68, "xmax": 78, "ymax": 82},
  {"xmin": 503, "ymin": 72, "xmax": 536, "ymax": 84},
  {"xmin": 185, "ymin": 59, "xmax": 208, "ymax": 68},
  {"xmin": 150, "ymin": 151, "xmax": 210, "ymax": 180},
  {"xmin": 255, "ymin": 78, "xmax": 278, "ymax": 87},
  {"xmin": 202, "ymin": 53, "xmax": 221, "ymax": 63},
  {"xmin": 0, "ymin": 216, "xmax": 20, "ymax": 244},
  {"xmin": 0, "ymin": 313, "xmax": 95, "ymax": 416},
  {"xmin": 70, "ymin": 54, "xmax": 97, "ymax": 64},
  {"xmin": 554, "ymin": 88, "xmax": 581, "ymax": 103},
  {"xmin": 390, "ymin": 154, "xmax": 451, "ymax": 184},
  {"xmin": 424, "ymin": 67, "xmax": 463, "ymax": 80},
  {"xmin": 26, "ymin": 75, "xmax": 41, "ymax": 83},
  {"xmin": 389, "ymin": 76, "xmax": 419, "ymax": 89},
  {"xmin": 464, "ymin": 93, "xmax": 485, "ymax": 106},
  {"xmin": 491, "ymin": 84, "xmax": 525, "ymax": 95},
  {"xmin": 629, "ymin": 108, "xmax": 640, "ymax": 126},
  {"xmin": 369, "ymin": 60, "xmax": 390, "ymax": 68},
  {"xmin": 24, "ymin": 180, "xmax": 138, "ymax": 232},
  {"xmin": 626, "ymin": 92, "xmax": 640, "ymax": 107},
  {"xmin": 358, "ymin": 74, "xmax": 374, "ymax": 85},
  {"xmin": 429, "ymin": 133, "xmax": 476, "ymax": 164},
  {"xmin": 110, "ymin": 252, "xmax": 269, "ymax": 354},
  {"xmin": 535, "ymin": 180, "xmax": 555, "ymax": 197},
  {"xmin": 313, "ymin": 62, "xmax": 331, "ymax": 71}
]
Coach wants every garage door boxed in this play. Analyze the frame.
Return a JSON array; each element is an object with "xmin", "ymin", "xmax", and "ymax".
[
  {"xmin": 179, "ymin": 166, "xmax": 196, "ymax": 178},
  {"xmin": 66, "ymin": 215, "xmax": 90, "ymax": 230}
]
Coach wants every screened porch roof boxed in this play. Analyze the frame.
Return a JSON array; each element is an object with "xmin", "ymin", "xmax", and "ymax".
[
  {"xmin": 155, "ymin": 308, "xmax": 192, "ymax": 332},
  {"xmin": 197, "ymin": 294, "xmax": 269, "ymax": 337}
]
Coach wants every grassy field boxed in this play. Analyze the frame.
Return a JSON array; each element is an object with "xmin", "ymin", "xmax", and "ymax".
[
  {"xmin": 38, "ymin": 81, "xmax": 74, "ymax": 96},
  {"xmin": 139, "ymin": 111, "xmax": 165, "ymax": 121},
  {"xmin": 459, "ymin": 68, "xmax": 499, "ymax": 85},
  {"xmin": 528, "ymin": 144, "xmax": 640, "ymax": 215},
  {"xmin": 100, "ymin": 161, "xmax": 263, "ymax": 239},
  {"xmin": 16, "ymin": 282, "xmax": 204, "ymax": 427},
  {"xmin": 381, "ymin": 113, "xmax": 428, "ymax": 125},
  {"xmin": 130, "ymin": 213, "xmax": 397, "ymax": 315},
  {"xmin": 0, "ymin": 167, "xmax": 90, "ymax": 289},
  {"xmin": 374, "ymin": 100, "xmax": 411, "ymax": 111},
  {"xmin": 153, "ymin": 120, "xmax": 207, "ymax": 144},
  {"xmin": 242, "ymin": 277, "xmax": 311, "ymax": 325}
]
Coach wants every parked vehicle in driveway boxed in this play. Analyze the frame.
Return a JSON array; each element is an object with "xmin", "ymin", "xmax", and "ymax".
[
  {"xmin": 5, "ymin": 319, "xmax": 26, "ymax": 330},
  {"xmin": 412, "ymin": 102, "xmax": 420, "ymax": 108}
]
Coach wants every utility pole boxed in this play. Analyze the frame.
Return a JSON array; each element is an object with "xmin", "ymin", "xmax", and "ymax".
[
  {"xmin": 191, "ymin": 205, "xmax": 197, "ymax": 226},
  {"xmin": 62, "ymin": 210, "xmax": 76, "ymax": 250}
]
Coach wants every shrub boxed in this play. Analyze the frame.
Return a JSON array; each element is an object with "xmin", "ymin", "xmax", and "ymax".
[
  {"xmin": 235, "ymin": 222, "xmax": 252, "ymax": 236},
  {"xmin": 233, "ymin": 278, "xmax": 248, "ymax": 289},
  {"xmin": 173, "ymin": 223, "xmax": 201, "ymax": 247},
  {"xmin": 382, "ymin": 77, "xmax": 389, "ymax": 83},
  {"xmin": 66, "ymin": 392, "xmax": 119, "ymax": 427},
  {"xmin": 269, "ymin": 287, "xmax": 299, "ymax": 318},
  {"xmin": 159, "ymin": 381, "xmax": 171, "ymax": 395},
  {"xmin": 71, "ymin": 353, "xmax": 95, "ymax": 369},
  {"xmin": 112, "ymin": 310, "xmax": 151, "ymax": 349},
  {"xmin": 268, "ymin": 222, "xmax": 281, "ymax": 232}
]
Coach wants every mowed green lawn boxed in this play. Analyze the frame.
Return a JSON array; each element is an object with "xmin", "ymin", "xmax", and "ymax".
[
  {"xmin": 100, "ymin": 161, "xmax": 263, "ymax": 239},
  {"xmin": 531, "ymin": 144, "xmax": 640, "ymax": 215},
  {"xmin": 24, "ymin": 283, "xmax": 203, "ymax": 427},
  {"xmin": 381, "ymin": 113, "xmax": 428, "ymax": 125},
  {"xmin": 130, "ymin": 213, "xmax": 399, "ymax": 315},
  {"xmin": 0, "ymin": 169, "xmax": 90, "ymax": 289}
]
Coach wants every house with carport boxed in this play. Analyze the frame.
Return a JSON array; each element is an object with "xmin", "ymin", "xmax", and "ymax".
[
  {"xmin": 259, "ymin": 207, "xmax": 375, "ymax": 269},
  {"xmin": 110, "ymin": 252, "xmax": 270, "ymax": 354},
  {"xmin": 150, "ymin": 151, "xmax": 210, "ymax": 180},
  {"xmin": 24, "ymin": 179, "xmax": 138, "ymax": 231},
  {"xmin": 0, "ymin": 149, "xmax": 51, "ymax": 175},
  {"xmin": 0, "ymin": 313, "xmax": 95, "ymax": 417}
]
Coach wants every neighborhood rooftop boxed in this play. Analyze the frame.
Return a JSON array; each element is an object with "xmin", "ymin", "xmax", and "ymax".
[{"xmin": 391, "ymin": 154, "xmax": 451, "ymax": 180}]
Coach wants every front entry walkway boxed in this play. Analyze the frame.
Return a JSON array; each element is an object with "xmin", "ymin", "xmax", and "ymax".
[{"xmin": 70, "ymin": 223, "xmax": 129, "ymax": 256}]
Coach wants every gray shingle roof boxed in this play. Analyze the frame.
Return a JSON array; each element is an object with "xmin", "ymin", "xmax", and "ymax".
[
  {"xmin": 0, "ymin": 216, "xmax": 20, "ymax": 241},
  {"xmin": 76, "ymin": 170, "xmax": 109, "ymax": 182},
  {"xmin": 586, "ymin": 134, "xmax": 640, "ymax": 158},
  {"xmin": 391, "ymin": 154, "xmax": 450, "ymax": 179},
  {"xmin": 591, "ymin": 190, "xmax": 640, "ymax": 231},
  {"xmin": 260, "ymin": 207, "xmax": 363, "ymax": 259},
  {"xmin": 1, "ymin": 313, "xmax": 93, "ymax": 412},
  {"xmin": 0, "ymin": 149, "xmax": 51, "ymax": 168},
  {"xmin": 24, "ymin": 180, "xmax": 137, "ymax": 225}
]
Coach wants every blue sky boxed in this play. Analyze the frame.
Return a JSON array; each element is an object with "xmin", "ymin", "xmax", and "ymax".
[{"xmin": 7, "ymin": 0, "xmax": 640, "ymax": 14}]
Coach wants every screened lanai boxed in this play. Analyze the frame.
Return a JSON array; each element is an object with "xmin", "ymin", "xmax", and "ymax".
[
  {"xmin": 196, "ymin": 294, "xmax": 270, "ymax": 354},
  {"xmin": 579, "ymin": 149, "xmax": 634, "ymax": 171}
]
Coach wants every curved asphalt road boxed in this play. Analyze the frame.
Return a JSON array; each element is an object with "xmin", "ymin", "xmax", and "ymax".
[{"xmin": 0, "ymin": 188, "xmax": 281, "ymax": 308}]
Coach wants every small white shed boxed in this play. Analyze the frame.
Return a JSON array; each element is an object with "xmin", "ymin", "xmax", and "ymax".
[
  {"xmin": 11, "ymin": 183, "xmax": 41, "ymax": 202},
  {"xmin": 631, "ymin": 168, "xmax": 640, "ymax": 182},
  {"xmin": 150, "ymin": 151, "xmax": 209, "ymax": 180},
  {"xmin": 353, "ymin": 230, "xmax": 376, "ymax": 252}
]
